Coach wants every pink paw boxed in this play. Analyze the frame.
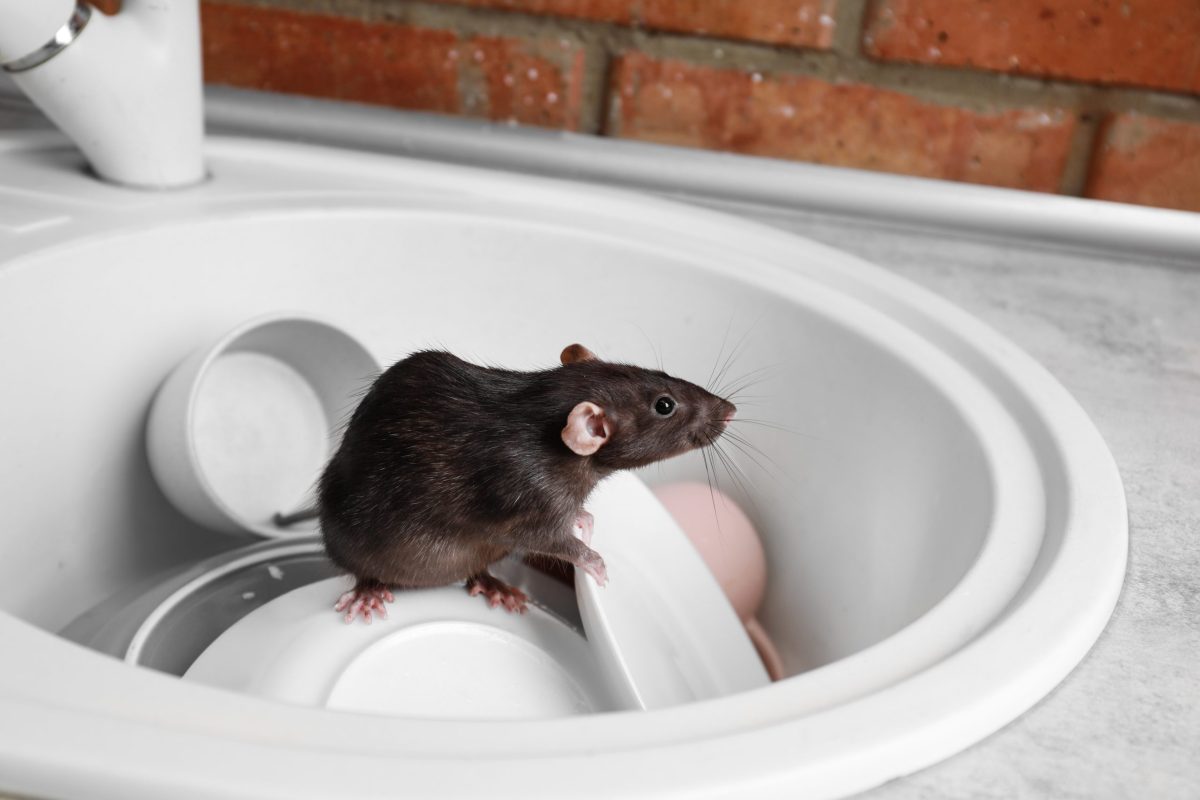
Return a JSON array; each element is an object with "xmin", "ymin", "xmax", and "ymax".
[
  {"xmin": 335, "ymin": 581, "xmax": 394, "ymax": 624},
  {"xmin": 467, "ymin": 573, "xmax": 529, "ymax": 614},
  {"xmin": 578, "ymin": 551, "xmax": 608, "ymax": 587},
  {"xmin": 573, "ymin": 510, "xmax": 595, "ymax": 545}
]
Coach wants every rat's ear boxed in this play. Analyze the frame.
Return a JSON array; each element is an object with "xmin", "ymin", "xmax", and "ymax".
[
  {"xmin": 562, "ymin": 401, "xmax": 610, "ymax": 456},
  {"xmin": 561, "ymin": 344, "xmax": 597, "ymax": 365}
]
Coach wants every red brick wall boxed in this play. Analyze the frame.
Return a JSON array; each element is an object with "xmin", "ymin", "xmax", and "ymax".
[{"xmin": 104, "ymin": 1, "xmax": 1200, "ymax": 212}]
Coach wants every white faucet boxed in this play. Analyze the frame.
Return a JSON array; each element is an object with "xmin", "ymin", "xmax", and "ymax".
[{"xmin": 0, "ymin": 0, "xmax": 205, "ymax": 188}]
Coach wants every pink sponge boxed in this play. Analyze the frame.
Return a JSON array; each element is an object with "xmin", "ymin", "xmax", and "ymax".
[{"xmin": 652, "ymin": 482, "xmax": 784, "ymax": 680}]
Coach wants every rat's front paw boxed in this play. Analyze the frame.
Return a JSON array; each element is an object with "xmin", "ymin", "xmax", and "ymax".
[
  {"xmin": 572, "ymin": 511, "xmax": 595, "ymax": 545},
  {"xmin": 577, "ymin": 549, "xmax": 608, "ymax": 587},
  {"xmin": 335, "ymin": 580, "xmax": 395, "ymax": 624}
]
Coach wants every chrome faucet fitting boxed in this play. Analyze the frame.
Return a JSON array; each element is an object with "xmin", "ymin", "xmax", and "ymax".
[{"xmin": 0, "ymin": 0, "xmax": 205, "ymax": 188}]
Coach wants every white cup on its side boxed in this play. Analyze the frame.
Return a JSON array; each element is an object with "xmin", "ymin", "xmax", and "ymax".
[{"xmin": 146, "ymin": 313, "xmax": 381, "ymax": 539}]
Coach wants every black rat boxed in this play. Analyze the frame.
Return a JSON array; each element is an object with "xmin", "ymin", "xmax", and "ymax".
[{"xmin": 319, "ymin": 343, "xmax": 736, "ymax": 623}]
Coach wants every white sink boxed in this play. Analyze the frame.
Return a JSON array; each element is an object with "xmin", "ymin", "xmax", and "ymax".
[{"xmin": 0, "ymin": 132, "xmax": 1127, "ymax": 799}]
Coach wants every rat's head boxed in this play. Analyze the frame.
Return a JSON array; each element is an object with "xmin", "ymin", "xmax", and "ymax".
[{"xmin": 558, "ymin": 344, "xmax": 736, "ymax": 470}]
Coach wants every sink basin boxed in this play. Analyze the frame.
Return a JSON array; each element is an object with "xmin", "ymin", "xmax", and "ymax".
[{"xmin": 0, "ymin": 131, "xmax": 1127, "ymax": 799}]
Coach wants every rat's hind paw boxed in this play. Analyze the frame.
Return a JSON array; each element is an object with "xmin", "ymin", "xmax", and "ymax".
[
  {"xmin": 335, "ymin": 580, "xmax": 395, "ymax": 624},
  {"xmin": 466, "ymin": 572, "xmax": 529, "ymax": 614}
]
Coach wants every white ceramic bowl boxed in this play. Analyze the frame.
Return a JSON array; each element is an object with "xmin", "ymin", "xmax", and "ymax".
[{"xmin": 146, "ymin": 313, "xmax": 380, "ymax": 538}]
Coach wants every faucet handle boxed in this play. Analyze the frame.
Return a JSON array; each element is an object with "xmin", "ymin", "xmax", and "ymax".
[
  {"xmin": 3, "ymin": 0, "xmax": 206, "ymax": 188},
  {"xmin": 0, "ymin": 0, "xmax": 81, "ymax": 66}
]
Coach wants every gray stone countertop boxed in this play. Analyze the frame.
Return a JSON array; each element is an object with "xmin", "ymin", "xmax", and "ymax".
[{"xmin": 3, "ymin": 94, "xmax": 1197, "ymax": 799}]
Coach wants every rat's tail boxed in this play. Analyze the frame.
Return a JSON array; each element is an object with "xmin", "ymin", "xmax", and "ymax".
[{"xmin": 273, "ymin": 507, "xmax": 320, "ymax": 527}]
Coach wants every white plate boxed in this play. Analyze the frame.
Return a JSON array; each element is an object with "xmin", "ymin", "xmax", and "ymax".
[
  {"xmin": 185, "ymin": 577, "xmax": 620, "ymax": 720},
  {"xmin": 576, "ymin": 473, "xmax": 770, "ymax": 710}
]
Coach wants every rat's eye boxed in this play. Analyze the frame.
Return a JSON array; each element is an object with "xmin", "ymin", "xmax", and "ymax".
[{"xmin": 654, "ymin": 396, "xmax": 677, "ymax": 417}]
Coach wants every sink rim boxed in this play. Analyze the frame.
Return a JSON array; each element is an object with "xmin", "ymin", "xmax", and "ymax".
[{"xmin": 0, "ymin": 135, "xmax": 1128, "ymax": 799}]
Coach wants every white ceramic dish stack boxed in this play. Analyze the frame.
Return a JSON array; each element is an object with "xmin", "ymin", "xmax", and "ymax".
[{"xmin": 182, "ymin": 472, "xmax": 769, "ymax": 717}]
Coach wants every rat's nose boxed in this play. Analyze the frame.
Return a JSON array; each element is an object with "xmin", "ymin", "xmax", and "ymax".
[{"xmin": 721, "ymin": 404, "xmax": 737, "ymax": 427}]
